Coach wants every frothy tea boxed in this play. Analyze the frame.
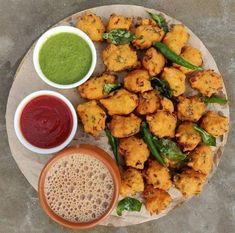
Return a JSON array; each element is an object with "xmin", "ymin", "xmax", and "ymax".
[{"xmin": 44, "ymin": 153, "xmax": 114, "ymax": 223}]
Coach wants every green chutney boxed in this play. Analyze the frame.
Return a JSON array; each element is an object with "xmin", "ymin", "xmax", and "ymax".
[{"xmin": 39, "ymin": 32, "xmax": 92, "ymax": 85}]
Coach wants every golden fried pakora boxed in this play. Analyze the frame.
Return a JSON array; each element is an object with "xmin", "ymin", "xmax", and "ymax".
[
  {"xmin": 107, "ymin": 13, "xmax": 133, "ymax": 31},
  {"xmin": 146, "ymin": 110, "xmax": 177, "ymax": 138},
  {"xmin": 132, "ymin": 18, "xmax": 165, "ymax": 49},
  {"xmin": 200, "ymin": 111, "xmax": 229, "ymax": 137},
  {"xmin": 109, "ymin": 113, "xmax": 141, "ymax": 138},
  {"xmin": 189, "ymin": 70, "xmax": 223, "ymax": 97},
  {"xmin": 160, "ymin": 97, "xmax": 174, "ymax": 113},
  {"xmin": 136, "ymin": 90, "xmax": 161, "ymax": 115},
  {"xmin": 161, "ymin": 67, "xmax": 186, "ymax": 97},
  {"xmin": 77, "ymin": 100, "xmax": 106, "ymax": 136},
  {"xmin": 76, "ymin": 11, "xmax": 105, "ymax": 41},
  {"xmin": 103, "ymin": 44, "xmax": 138, "ymax": 72},
  {"xmin": 118, "ymin": 136, "xmax": 150, "ymax": 169},
  {"xmin": 173, "ymin": 46, "xmax": 203, "ymax": 74},
  {"xmin": 163, "ymin": 24, "xmax": 189, "ymax": 55},
  {"xmin": 143, "ymin": 160, "xmax": 172, "ymax": 190},
  {"xmin": 176, "ymin": 122, "xmax": 201, "ymax": 152},
  {"xmin": 120, "ymin": 168, "xmax": 144, "ymax": 196},
  {"xmin": 99, "ymin": 89, "xmax": 138, "ymax": 115},
  {"xmin": 142, "ymin": 47, "xmax": 165, "ymax": 76},
  {"xmin": 123, "ymin": 69, "xmax": 153, "ymax": 93},
  {"xmin": 144, "ymin": 185, "xmax": 172, "ymax": 214},
  {"xmin": 78, "ymin": 73, "xmax": 116, "ymax": 100},
  {"xmin": 177, "ymin": 96, "xmax": 206, "ymax": 122},
  {"xmin": 188, "ymin": 145, "xmax": 213, "ymax": 175},
  {"xmin": 174, "ymin": 168, "xmax": 206, "ymax": 198}
]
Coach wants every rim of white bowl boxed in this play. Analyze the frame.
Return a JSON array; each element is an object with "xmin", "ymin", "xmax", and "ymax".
[
  {"xmin": 33, "ymin": 26, "xmax": 97, "ymax": 89},
  {"xmin": 14, "ymin": 90, "xmax": 78, "ymax": 154}
]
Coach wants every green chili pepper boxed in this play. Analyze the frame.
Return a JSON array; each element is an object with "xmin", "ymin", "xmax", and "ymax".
[
  {"xmin": 154, "ymin": 42, "xmax": 203, "ymax": 71},
  {"xmin": 148, "ymin": 11, "xmax": 169, "ymax": 32},
  {"xmin": 202, "ymin": 95, "xmax": 228, "ymax": 105},
  {"xmin": 151, "ymin": 77, "xmax": 173, "ymax": 99},
  {"xmin": 193, "ymin": 124, "xmax": 216, "ymax": 146},
  {"xmin": 116, "ymin": 197, "xmax": 142, "ymax": 216},
  {"xmin": 105, "ymin": 128, "xmax": 120, "ymax": 164},
  {"xmin": 103, "ymin": 83, "xmax": 122, "ymax": 94},
  {"xmin": 140, "ymin": 122, "xmax": 166, "ymax": 166},
  {"xmin": 103, "ymin": 29, "xmax": 140, "ymax": 45}
]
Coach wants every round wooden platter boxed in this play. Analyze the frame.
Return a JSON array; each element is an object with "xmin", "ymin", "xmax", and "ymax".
[{"xmin": 6, "ymin": 5, "xmax": 229, "ymax": 227}]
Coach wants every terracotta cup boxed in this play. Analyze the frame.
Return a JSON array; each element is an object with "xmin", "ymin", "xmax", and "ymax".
[{"xmin": 38, "ymin": 144, "xmax": 121, "ymax": 229}]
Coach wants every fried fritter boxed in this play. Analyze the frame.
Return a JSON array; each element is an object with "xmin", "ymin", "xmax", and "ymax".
[
  {"xmin": 163, "ymin": 24, "xmax": 189, "ymax": 55},
  {"xmin": 188, "ymin": 145, "xmax": 213, "ymax": 175},
  {"xmin": 107, "ymin": 13, "xmax": 133, "ymax": 31},
  {"xmin": 123, "ymin": 69, "xmax": 153, "ymax": 93},
  {"xmin": 76, "ymin": 11, "xmax": 105, "ymax": 41},
  {"xmin": 109, "ymin": 114, "xmax": 141, "ymax": 138},
  {"xmin": 120, "ymin": 168, "xmax": 144, "ymax": 196},
  {"xmin": 176, "ymin": 122, "xmax": 201, "ymax": 152},
  {"xmin": 173, "ymin": 46, "xmax": 203, "ymax": 74},
  {"xmin": 103, "ymin": 44, "xmax": 138, "ymax": 72},
  {"xmin": 174, "ymin": 169, "xmax": 206, "ymax": 198},
  {"xmin": 144, "ymin": 185, "xmax": 172, "ymax": 215},
  {"xmin": 78, "ymin": 73, "xmax": 116, "ymax": 100},
  {"xmin": 142, "ymin": 47, "xmax": 165, "ymax": 76},
  {"xmin": 160, "ymin": 97, "xmax": 174, "ymax": 113},
  {"xmin": 118, "ymin": 136, "xmax": 150, "ymax": 169},
  {"xmin": 136, "ymin": 90, "xmax": 161, "ymax": 115},
  {"xmin": 189, "ymin": 70, "xmax": 223, "ymax": 97},
  {"xmin": 132, "ymin": 18, "xmax": 165, "ymax": 49},
  {"xmin": 146, "ymin": 110, "xmax": 177, "ymax": 138},
  {"xmin": 99, "ymin": 89, "xmax": 138, "ymax": 115},
  {"xmin": 161, "ymin": 67, "xmax": 186, "ymax": 97},
  {"xmin": 177, "ymin": 96, "xmax": 206, "ymax": 122},
  {"xmin": 200, "ymin": 111, "xmax": 229, "ymax": 137},
  {"xmin": 143, "ymin": 160, "xmax": 172, "ymax": 190},
  {"xmin": 77, "ymin": 100, "xmax": 106, "ymax": 136}
]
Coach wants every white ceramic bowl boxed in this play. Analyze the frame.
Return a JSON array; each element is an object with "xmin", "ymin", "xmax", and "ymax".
[
  {"xmin": 14, "ymin": 90, "xmax": 78, "ymax": 154},
  {"xmin": 33, "ymin": 26, "xmax": 97, "ymax": 89}
]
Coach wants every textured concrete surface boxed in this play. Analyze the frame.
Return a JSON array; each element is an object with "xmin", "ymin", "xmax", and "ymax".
[{"xmin": 0, "ymin": 0, "xmax": 235, "ymax": 232}]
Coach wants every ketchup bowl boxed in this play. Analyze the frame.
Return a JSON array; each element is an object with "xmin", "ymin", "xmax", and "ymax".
[{"xmin": 14, "ymin": 90, "xmax": 77, "ymax": 154}]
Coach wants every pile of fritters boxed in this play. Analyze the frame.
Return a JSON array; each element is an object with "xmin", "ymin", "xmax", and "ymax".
[{"xmin": 76, "ymin": 11, "xmax": 229, "ymax": 215}]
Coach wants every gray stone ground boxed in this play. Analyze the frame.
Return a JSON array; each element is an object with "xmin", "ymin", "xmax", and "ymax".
[{"xmin": 0, "ymin": 0, "xmax": 235, "ymax": 232}]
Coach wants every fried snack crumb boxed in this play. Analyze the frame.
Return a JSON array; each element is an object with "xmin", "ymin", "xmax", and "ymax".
[{"xmin": 107, "ymin": 13, "xmax": 133, "ymax": 31}]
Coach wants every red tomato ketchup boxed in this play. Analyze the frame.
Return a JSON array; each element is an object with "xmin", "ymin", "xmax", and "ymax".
[{"xmin": 20, "ymin": 95, "xmax": 73, "ymax": 148}]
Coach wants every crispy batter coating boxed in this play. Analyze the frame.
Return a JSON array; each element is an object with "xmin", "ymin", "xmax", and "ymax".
[
  {"xmin": 161, "ymin": 67, "xmax": 186, "ymax": 97},
  {"xmin": 136, "ymin": 90, "xmax": 161, "ymax": 115},
  {"xmin": 123, "ymin": 69, "xmax": 153, "ymax": 93},
  {"xmin": 173, "ymin": 46, "xmax": 203, "ymax": 74},
  {"xmin": 176, "ymin": 122, "xmax": 201, "ymax": 152},
  {"xmin": 177, "ymin": 96, "xmax": 206, "ymax": 122},
  {"xmin": 103, "ymin": 44, "xmax": 138, "ymax": 72},
  {"xmin": 118, "ymin": 136, "xmax": 150, "ymax": 169},
  {"xmin": 109, "ymin": 114, "xmax": 141, "ymax": 138},
  {"xmin": 174, "ymin": 169, "xmax": 206, "ymax": 198},
  {"xmin": 77, "ymin": 100, "xmax": 106, "ymax": 136},
  {"xmin": 76, "ymin": 11, "xmax": 105, "ymax": 41},
  {"xmin": 107, "ymin": 13, "xmax": 133, "ymax": 31},
  {"xmin": 99, "ymin": 89, "xmax": 138, "ymax": 115},
  {"xmin": 160, "ymin": 97, "xmax": 174, "ymax": 113},
  {"xmin": 188, "ymin": 145, "xmax": 213, "ymax": 175},
  {"xmin": 120, "ymin": 168, "xmax": 144, "ymax": 196},
  {"xmin": 146, "ymin": 110, "xmax": 177, "ymax": 138},
  {"xmin": 78, "ymin": 73, "xmax": 116, "ymax": 100},
  {"xmin": 132, "ymin": 19, "xmax": 165, "ymax": 49},
  {"xmin": 143, "ymin": 160, "xmax": 172, "ymax": 190},
  {"xmin": 163, "ymin": 24, "xmax": 189, "ymax": 55},
  {"xmin": 144, "ymin": 185, "xmax": 172, "ymax": 215},
  {"xmin": 142, "ymin": 47, "xmax": 166, "ymax": 76},
  {"xmin": 200, "ymin": 111, "xmax": 229, "ymax": 137},
  {"xmin": 189, "ymin": 70, "xmax": 223, "ymax": 97}
]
